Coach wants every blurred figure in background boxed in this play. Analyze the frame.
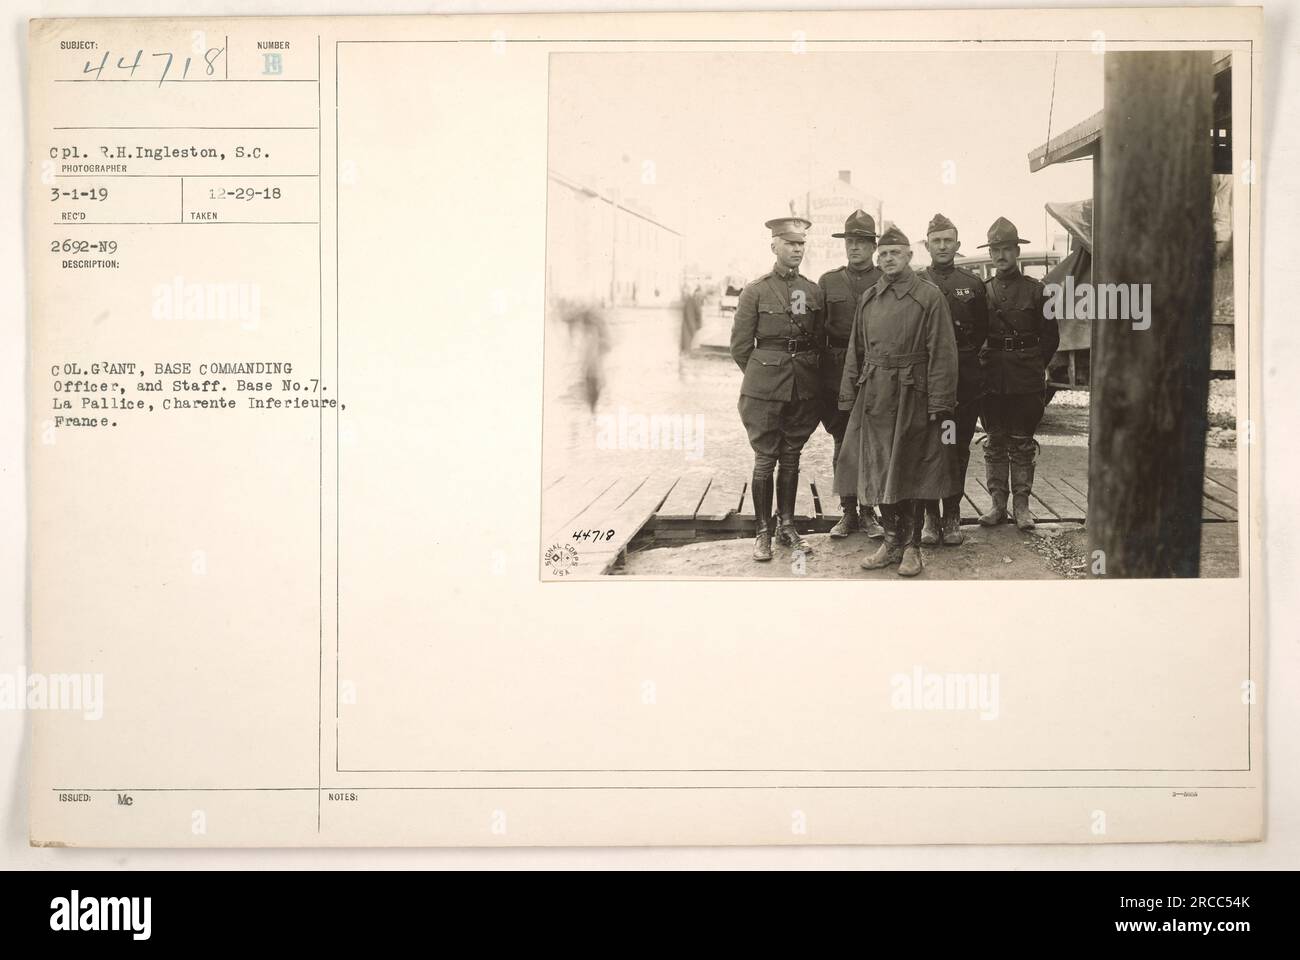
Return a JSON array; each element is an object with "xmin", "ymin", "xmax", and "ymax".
[
  {"xmin": 678, "ymin": 283, "xmax": 703, "ymax": 378},
  {"xmin": 556, "ymin": 297, "xmax": 611, "ymax": 415}
]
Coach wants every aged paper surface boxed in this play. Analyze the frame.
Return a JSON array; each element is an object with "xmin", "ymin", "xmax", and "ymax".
[{"xmin": 27, "ymin": 7, "xmax": 1262, "ymax": 846}]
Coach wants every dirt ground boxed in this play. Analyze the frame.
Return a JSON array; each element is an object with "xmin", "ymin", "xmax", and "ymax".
[
  {"xmin": 623, "ymin": 521, "xmax": 1069, "ymax": 579},
  {"xmin": 621, "ymin": 521, "xmax": 1241, "ymax": 579}
]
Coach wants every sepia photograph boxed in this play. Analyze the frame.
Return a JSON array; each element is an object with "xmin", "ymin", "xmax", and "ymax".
[{"xmin": 542, "ymin": 47, "xmax": 1243, "ymax": 580}]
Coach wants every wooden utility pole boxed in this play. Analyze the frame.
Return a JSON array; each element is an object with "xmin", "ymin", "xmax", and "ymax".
[{"xmin": 1089, "ymin": 51, "xmax": 1214, "ymax": 577}]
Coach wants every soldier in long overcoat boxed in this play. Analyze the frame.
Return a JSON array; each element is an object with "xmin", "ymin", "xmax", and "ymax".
[{"xmin": 834, "ymin": 225, "xmax": 960, "ymax": 576}]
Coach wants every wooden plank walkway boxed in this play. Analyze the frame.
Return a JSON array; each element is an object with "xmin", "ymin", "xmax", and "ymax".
[
  {"xmin": 543, "ymin": 466, "xmax": 1238, "ymax": 575},
  {"xmin": 654, "ymin": 471, "xmax": 714, "ymax": 540},
  {"xmin": 542, "ymin": 474, "xmax": 619, "ymax": 537},
  {"xmin": 543, "ymin": 474, "xmax": 680, "ymax": 577}
]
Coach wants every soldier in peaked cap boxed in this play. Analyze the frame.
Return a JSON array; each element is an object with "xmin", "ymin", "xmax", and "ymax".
[
  {"xmin": 975, "ymin": 216, "xmax": 1060, "ymax": 531},
  {"xmin": 833, "ymin": 224, "xmax": 961, "ymax": 577},
  {"xmin": 917, "ymin": 213, "xmax": 989, "ymax": 546},
  {"xmin": 819, "ymin": 209, "xmax": 885, "ymax": 540},
  {"xmin": 729, "ymin": 216, "xmax": 824, "ymax": 561}
]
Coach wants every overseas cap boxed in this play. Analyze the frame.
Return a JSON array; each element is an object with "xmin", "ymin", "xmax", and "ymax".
[
  {"xmin": 926, "ymin": 212, "xmax": 957, "ymax": 236},
  {"xmin": 877, "ymin": 224, "xmax": 911, "ymax": 248},
  {"xmin": 765, "ymin": 216, "xmax": 813, "ymax": 240},
  {"xmin": 832, "ymin": 209, "xmax": 878, "ymax": 239},
  {"xmin": 977, "ymin": 216, "xmax": 1031, "ymax": 248}
]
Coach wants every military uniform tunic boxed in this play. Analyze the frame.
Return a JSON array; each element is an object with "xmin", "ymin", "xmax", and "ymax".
[
  {"xmin": 919, "ymin": 262, "xmax": 989, "ymax": 494},
  {"xmin": 918, "ymin": 263, "xmax": 989, "ymax": 404},
  {"xmin": 833, "ymin": 268, "xmax": 961, "ymax": 504},
  {"xmin": 980, "ymin": 268, "xmax": 1057, "ymax": 394},
  {"xmin": 729, "ymin": 264, "xmax": 824, "ymax": 464},
  {"xmin": 817, "ymin": 264, "xmax": 881, "ymax": 438},
  {"xmin": 979, "ymin": 268, "xmax": 1059, "ymax": 443}
]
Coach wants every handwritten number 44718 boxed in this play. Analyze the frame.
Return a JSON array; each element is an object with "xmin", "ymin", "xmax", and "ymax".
[
  {"xmin": 572, "ymin": 529, "xmax": 615, "ymax": 543},
  {"xmin": 83, "ymin": 47, "xmax": 226, "ymax": 86}
]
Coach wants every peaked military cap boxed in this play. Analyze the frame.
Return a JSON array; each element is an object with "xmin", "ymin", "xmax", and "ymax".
[
  {"xmin": 977, "ymin": 216, "xmax": 1031, "ymax": 248},
  {"xmin": 926, "ymin": 212, "xmax": 957, "ymax": 236},
  {"xmin": 876, "ymin": 224, "xmax": 911, "ymax": 247},
  {"xmin": 832, "ymin": 209, "xmax": 878, "ymax": 239},
  {"xmin": 765, "ymin": 216, "xmax": 813, "ymax": 240}
]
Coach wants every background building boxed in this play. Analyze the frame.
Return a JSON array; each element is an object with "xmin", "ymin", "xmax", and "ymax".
[
  {"xmin": 547, "ymin": 169, "xmax": 684, "ymax": 308},
  {"xmin": 792, "ymin": 170, "xmax": 883, "ymax": 280}
]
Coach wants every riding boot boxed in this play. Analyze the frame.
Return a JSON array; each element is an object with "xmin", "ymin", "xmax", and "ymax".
[
  {"xmin": 898, "ymin": 500, "xmax": 924, "ymax": 576},
  {"xmin": 750, "ymin": 474, "xmax": 773, "ymax": 561},
  {"xmin": 860, "ymin": 503, "xmax": 902, "ymax": 570},
  {"xmin": 979, "ymin": 460, "xmax": 1010, "ymax": 526},
  {"xmin": 941, "ymin": 492, "xmax": 965, "ymax": 545},
  {"xmin": 775, "ymin": 469, "xmax": 811, "ymax": 553},
  {"xmin": 1011, "ymin": 461, "xmax": 1037, "ymax": 531},
  {"xmin": 921, "ymin": 500, "xmax": 941, "ymax": 545}
]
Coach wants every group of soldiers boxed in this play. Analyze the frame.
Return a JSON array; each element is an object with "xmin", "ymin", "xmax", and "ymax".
[{"xmin": 728, "ymin": 209, "xmax": 1060, "ymax": 576}]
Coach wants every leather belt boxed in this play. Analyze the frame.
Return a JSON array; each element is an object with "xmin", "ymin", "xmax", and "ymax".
[
  {"xmin": 756, "ymin": 337, "xmax": 816, "ymax": 353},
  {"xmin": 863, "ymin": 350, "xmax": 927, "ymax": 368},
  {"xmin": 987, "ymin": 333, "xmax": 1040, "ymax": 351}
]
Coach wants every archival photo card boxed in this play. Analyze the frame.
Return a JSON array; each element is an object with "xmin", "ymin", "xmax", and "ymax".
[{"xmin": 26, "ymin": 7, "xmax": 1262, "ymax": 847}]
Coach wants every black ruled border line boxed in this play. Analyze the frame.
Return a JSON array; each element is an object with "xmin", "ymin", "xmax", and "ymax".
[
  {"xmin": 334, "ymin": 39, "xmax": 341, "ymax": 787},
  {"xmin": 54, "ymin": 125, "xmax": 319, "ymax": 130},
  {"xmin": 52, "ymin": 221, "xmax": 320, "ymax": 225},
  {"xmin": 1245, "ymin": 36, "xmax": 1254, "ymax": 777},
  {"xmin": 54, "ymin": 174, "xmax": 321, "ymax": 177},
  {"xmin": 53, "ymin": 785, "xmax": 1257, "ymax": 793},
  {"xmin": 317, "ymin": 33, "xmax": 325, "ymax": 833},
  {"xmin": 53, "ymin": 79, "xmax": 317, "ymax": 82},
  {"xmin": 319, "ymin": 39, "xmax": 1253, "ymax": 780}
]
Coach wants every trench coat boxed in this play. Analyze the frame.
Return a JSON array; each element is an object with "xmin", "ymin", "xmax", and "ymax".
[{"xmin": 833, "ymin": 268, "xmax": 961, "ymax": 504}]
